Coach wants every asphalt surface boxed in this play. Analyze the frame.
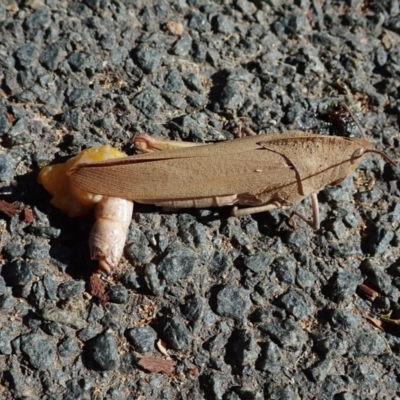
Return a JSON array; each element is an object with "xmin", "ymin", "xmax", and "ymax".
[{"xmin": 0, "ymin": 1, "xmax": 400, "ymax": 399}]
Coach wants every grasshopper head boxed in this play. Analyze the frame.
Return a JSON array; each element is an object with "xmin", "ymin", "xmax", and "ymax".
[{"xmin": 330, "ymin": 137, "xmax": 395, "ymax": 186}]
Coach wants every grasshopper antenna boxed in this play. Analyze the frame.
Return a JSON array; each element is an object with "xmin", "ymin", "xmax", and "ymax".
[
  {"xmin": 342, "ymin": 104, "xmax": 397, "ymax": 166},
  {"xmin": 342, "ymin": 103, "xmax": 367, "ymax": 141},
  {"xmin": 341, "ymin": 104, "xmax": 397, "ymax": 166},
  {"xmin": 364, "ymin": 149, "xmax": 397, "ymax": 166}
]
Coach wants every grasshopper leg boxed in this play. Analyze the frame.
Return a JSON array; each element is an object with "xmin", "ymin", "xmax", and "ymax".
[
  {"xmin": 232, "ymin": 194, "xmax": 292, "ymax": 217},
  {"xmin": 289, "ymin": 192, "xmax": 320, "ymax": 230},
  {"xmin": 232, "ymin": 202, "xmax": 282, "ymax": 217},
  {"xmin": 234, "ymin": 122, "xmax": 257, "ymax": 138},
  {"xmin": 134, "ymin": 135, "xmax": 206, "ymax": 153}
]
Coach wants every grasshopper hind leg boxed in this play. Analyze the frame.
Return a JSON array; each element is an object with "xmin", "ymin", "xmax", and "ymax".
[
  {"xmin": 134, "ymin": 135, "xmax": 206, "ymax": 153},
  {"xmin": 232, "ymin": 193, "xmax": 294, "ymax": 218},
  {"xmin": 231, "ymin": 202, "xmax": 282, "ymax": 217},
  {"xmin": 233, "ymin": 193, "xmax": 321, "ymax": 231},
  {"xmin": 289, "ymin": 192, "xmax": 320, "ymax": 230}
]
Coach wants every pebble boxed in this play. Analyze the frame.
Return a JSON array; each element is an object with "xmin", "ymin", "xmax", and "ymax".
[
  {"xmin": 67, "ymin": 52, "xmax": 87, "ymax": 71},
  {"xmin": 41, "ymin": 307, "xmax": 87, "ymax": 329},
  {"xmin": 272, "ymin": 256, "xmax": 297, "ymax": 284},
  {"xmin": 133, "ymin": 88, "xmax": 163, "ymax": 117},
  {"xmin": 25, "ymin": 239, "xmax": 50, "ymax": 259},
  {"xmin": 296, "ymin": 267, "xmax": 316, "ymax": 289},
  {"xmin": 68, "ymin": 88, "xmax": 95, "ymax": 107},
  {"xmin": 277, "ymin": 289, "xmax": 313, "ymax": 320},
  {"xmin": 308, "ymin": 359, "xmax": 333, "ymax": 382},
  {"xmin": 121, "ymin": 271, "xmax": 141, "ymax": 290},
  {"xmin": 0, "ymin": 153, "xmax": 16, "ymax": 182},
  {"xmin": 58, "ymin": 336, "xmax": 80, "ymax": 357},
  {"xmin": 126, "ymin": 326, "xmax": 157, "ymax": 353},
  {"xmin": 16, "ymin": 43, "xmax": 40, "ymax": 68},
  {"xmin": 108, "ymin": 285, "xmax": 129, "ymax": 304},
  {"xmin": 256, "ymin": 340, "xmax": 283, "ymax": 373},
  {"xmin": 349, "ymin": 331, "xmax": 386, "ymax": 357},
  {"xmin": 232, "ymin": 330, "xmax": 259, "ymax": 366},
  {"xmin": 0, "ymin": 109, "xmax": 10, "ymax": 134},
  {"xmin": 86, "ymin": 332, "xmax": 120, "ymax": 370},
  {"xmin": 40, "ymin": 44, "xmax": 65, "ymax": 71},
  {"xmin": 162, "ymin": 316, "xmax": 191, "ymax": 350},
  {"xmin": 330, "ymin": 309, "xmax": 361, "ymax": 333},
  {"xmin": 0, "ymin": 276, "xmax": 6, "ymax": 295},
  {"xmin": 144, "ymin": 263, "xmax": 165, "ymax": 296},
  {"xmin": 216, "ymin": 285, "xmax": 251, "ymax": 320},
  {"xmin": 210, "ymin": 251, "xmax": 233, "ymax": 276},
  {"xmin": 24, "ymin": 6, "xmax": 51, "ymax": 31},
  {"xmin": 214, "ymin": 15, "xmax": 235, "ymax": 35},
  {"xmin": 3, "ymin": 241, "xmax": 24, "ymax": 260},
  {"xmin": 64, "ymin": 108, "xmax": 83, "ymax": 131},
  {"xmin": 172, "ymin": 35, "xmax": 192, "ymax": 56},
  {"xmin": 243, "ymin": 253, "xmax": 272, "ymax": 273},
  {"xmin": 181, "ymin": 295, "xmax": 204, "ymax": 321},
  {"xmin": 266, "ymin": 382, "xmax": 296, "ymax": 399},
  {"xmin": 164, "ymin": 70, "xmax": 185, "ymax": 93},
  {"xmin": 284, "ymin": 230, "xmax": 311, "ymax": 253},
  {"xmin": 360, "ymin": 258, "xmax": 392, "ymax": 294},
  {"xmin": 120, "ymin": 352, "xmax": 137, "ymax": 374},
  {"xmin": 188, "ymin": 13, "xmax": 211, "ymax": 33},
  {"xmin": 260, "ymin": 319, "xmax": 307, "ymax": 351},
  {"xmin": 125, "ymin": 226, "xmax": 152, "ymax": 263},
  {"xmin": 101, "ymin": 311, "xmax": 120, "ymax": 332},
  {"xmin": 20, "ymin": 332, "xmax": 56, "ymax": 370},
  {"xmin": 135, "ymin": 47, "xmax": 161, "ymax": 74},
  {"xmin": 2, "ymin": 260, "xmax": 33, "ymax": 286},
  {"xmin": 57, "ymin": 281, "xmax": 85, "ymax": 300},
  {"xmin": 369, "ymin": 226, "xmax": 395, "ymax": 256},
  {"xmin": 328, "ymin": 269, "xmax": 363, "ymax": 303},
  {"xmin": 42, "ymin": 273, "xmax": 58, "ymax": 300},
  {"xmin": 314, "ymin": 333, "xmax": 349, "ymax": 359},
  {"xmin": 77, "ymin": 326, "xmax": 102, "ymax": 342},
  {"xmin": 157, "ymin": 243, "xmax": 199, "ymax": 283},
  {"xmin": 219, "ymin": 81, "xmax": 243, "ymax": 110},
  {"xmin": 0, "ymin": 330, "xmax": 12, "ymax": 355}
]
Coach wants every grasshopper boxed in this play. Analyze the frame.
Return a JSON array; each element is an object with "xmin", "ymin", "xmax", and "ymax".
[
  {"xmin": 40, "ymin": 114, "xmax": 396, "ymax": 273},
  {"xmin": 71, "ymin": 131, "xmax": 395, "ymax": 230}
]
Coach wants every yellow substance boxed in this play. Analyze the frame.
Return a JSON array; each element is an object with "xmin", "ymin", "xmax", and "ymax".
[{"xmin": 38, "ymin": 145, "xmax": 126, "ymax": 217}]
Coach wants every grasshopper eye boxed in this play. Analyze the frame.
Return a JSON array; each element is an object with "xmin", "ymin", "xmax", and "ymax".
[{"xmin": 350, "ymin": 147, "xmax": 365, "ymax": 164}]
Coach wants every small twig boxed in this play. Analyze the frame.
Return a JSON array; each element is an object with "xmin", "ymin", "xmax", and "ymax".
[{"xmin": 357, "ymin": 283, "xmax": 379, "ymax": 301}]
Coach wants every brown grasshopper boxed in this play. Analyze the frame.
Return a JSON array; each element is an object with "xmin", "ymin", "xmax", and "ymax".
[
  {"xmin": 70, "ymin": 130, "xmax": 395, "ymax": 231},
  {"xmin": 39, "ymin": 113, "xmax": 396, "ymax": 273}
]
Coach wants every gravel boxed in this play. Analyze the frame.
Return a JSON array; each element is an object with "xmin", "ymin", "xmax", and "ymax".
[
  {"xmin": 86, "ymin": 332, "xmax": 120, "ymax": 371},
  {"xmin": 126, "ymin": 326, "xmax": 157, "ymax": 354},
  {"xmin": 20, "ymin": 332, "xmax": 56, "ymax": 370},
  {"xmin": 0, "ymin": 1, "xmax": 400, "ymax": 399}
]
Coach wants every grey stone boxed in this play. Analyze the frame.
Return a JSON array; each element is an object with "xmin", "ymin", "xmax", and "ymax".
[
  {"xmin": 216, "ymin": 285, "xmax": 251, "ymax": 320},
  {"xmin": 108, "ymin": 285, "xmax": 129, "ymax": 304},
  {"xmin": 20, "ymin": 332, "xmax": 56, "ymax": 370},
  {"xmin": 16, "ymin": 43, "xmax": 40, "ymax": 68},
  {"xmin": 0, "ymin": 153, "xmax": 16, "ymax": 182},
  {"xmin": 57, "ymin": 281, "xmax": 85, "ymax": 300},
  {"xmin": 162, "ymin": 316, "xmax": 191, "ymax": 350},
  {"xmin": 126, "ymin": 326, "xmax": 157, "ymax": 353},
  {"xmin": 329, "ymin": 269, "xmax": 363, "ymax": 303},
  {"xmin": 158, "ymin": 243, "xmax": 199, "ymax": 283},
  {"xmin": 87, "ymin": 333, "xmax": 120, "ymax": 370},
  {"xmin": 135, "ymin": 47, "xmax": 161, "ymax": 73}
]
